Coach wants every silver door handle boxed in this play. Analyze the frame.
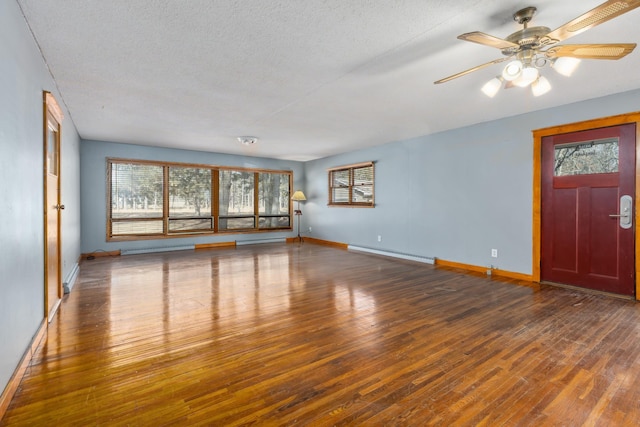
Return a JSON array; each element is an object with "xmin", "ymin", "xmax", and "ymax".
[{"xmin": 612, "ymin": 195, "xmax": 632, "ymax": 229}]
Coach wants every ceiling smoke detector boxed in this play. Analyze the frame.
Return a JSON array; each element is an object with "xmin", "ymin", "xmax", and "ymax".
[{"xmin": 238, "ymin": 136, "xmax": 258, "ymax": 145}]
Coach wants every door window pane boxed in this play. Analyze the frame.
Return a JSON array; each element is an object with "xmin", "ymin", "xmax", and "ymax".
[
  {"xmin": 554, "ymin": 138, "xmax": 619, "ymax": 176},
  {"xmin": 47, "ymin": 124, "xmax": 58, "ymax": 176}
]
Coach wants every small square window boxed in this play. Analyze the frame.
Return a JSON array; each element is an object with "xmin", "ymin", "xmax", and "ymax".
[{"xmin": 328, "ymin": 162, "xmax": 374, "ymax": 207}]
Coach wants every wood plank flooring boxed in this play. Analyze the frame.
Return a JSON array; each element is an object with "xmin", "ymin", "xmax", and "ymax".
[{"xmin": 3, "ymin": 243, "xmax": 640, "ymax": 425}]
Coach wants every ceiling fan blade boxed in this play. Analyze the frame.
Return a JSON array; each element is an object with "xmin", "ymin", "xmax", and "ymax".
[
  {"xmin": 434, "ymin": 57, "xmax": 512, "ymax": 84},
  {"xmin": 458, "ymin": 32, "xmax": 519, "ymax": 50},
  {"xmin": 542, "ymin": 0, "xmax": 640, "ymax": 44},
  {"xmin": 546, "ymin": 43, "xmax": 636, "ymax": 59}
]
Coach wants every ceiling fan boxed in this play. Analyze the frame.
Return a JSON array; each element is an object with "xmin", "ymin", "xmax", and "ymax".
[{"xmin": 434, "ymin": 0, "xmax": 639, "ymax": 97}]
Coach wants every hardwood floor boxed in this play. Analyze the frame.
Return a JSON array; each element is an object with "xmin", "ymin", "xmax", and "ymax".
[{"xmin": 3, "ymin": 243, "xmax": 640, "ymax": 425}]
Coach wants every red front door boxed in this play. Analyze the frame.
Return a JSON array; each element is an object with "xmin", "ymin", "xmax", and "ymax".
[{"xmin": 541, "ymin": 123, "xmax": 635, "ymax": 296}]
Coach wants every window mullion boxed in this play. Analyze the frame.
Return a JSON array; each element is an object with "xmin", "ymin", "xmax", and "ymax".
[
  {"xmin": 349, "ymin": 169, "xmax": 354, "ymax": 204},
  {"xmin": 254, "ymin": 172, "xmax": 259, "ymax": 229},
  {"xmin": 328, "ymin": 171, "xmax": 332, "ymax": 206},
  {"xmin": 107, "ymin": 161, "xmax": 113, "ymax": 238},
  {"xmin": 163, "ymin": 166, "xmax": 169, "ymax": 235},
  {"xmin": 212, "ymin": 169, "xmax": 219, "ymax": 232}
]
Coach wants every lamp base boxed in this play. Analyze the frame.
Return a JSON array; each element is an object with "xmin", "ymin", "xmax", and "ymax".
[{"xmin": 294, "ymin": 209, "xmax": 303, "ymax": 243}]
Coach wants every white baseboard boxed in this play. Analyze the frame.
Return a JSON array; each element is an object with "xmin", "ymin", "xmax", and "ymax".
[
  {"xmin": 348, "ymin": 245, "xmax": 435, "ymax": 265},
  {"xmin": 63, "ymin": 262, "xmax": 80, "ymax": 294},
  {"xmin": 121, "ymin": 245, "xmax": 195, "ymax": 255}
]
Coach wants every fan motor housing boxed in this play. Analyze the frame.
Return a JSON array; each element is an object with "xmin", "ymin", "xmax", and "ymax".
[{"xmin": 502, "ymin": 26, "xmax": 551, "ymax": 55}]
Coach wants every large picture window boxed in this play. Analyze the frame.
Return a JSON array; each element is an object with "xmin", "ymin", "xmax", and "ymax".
[
  {"xmin": 108, "ymin": 159, "xmax": 292, "ymax": 239},
  {"xmin": 328, "ymin": 161, "xmax": 375, "ymax": 207}
]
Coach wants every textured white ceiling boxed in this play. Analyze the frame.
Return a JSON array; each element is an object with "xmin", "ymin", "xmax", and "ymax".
[{"xmin": 16, "ymin": 0, "xmax": 640, "ymax": 161}]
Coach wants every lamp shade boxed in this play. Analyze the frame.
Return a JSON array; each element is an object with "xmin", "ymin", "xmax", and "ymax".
[
  {"xmin": 512, "ymin": 67, "xmax": 539, "ymax": 87},
  {"xmin": 291, "ymin": 190, "xmax": 306, "ymax": 201},
  {"xmin": 531, "ymin": 76, "xmax": 551, "ymax": 97},
  {"xmin": 552, "ymin": 57, "xmax": 581, "ymax": 77},
  {"xmin": 481, "ymin": 77, "xmax": 502, "ymax": 97},
  {"xmin": 502, "ymin": 60, "xmax": 523, "ymax": 81}
]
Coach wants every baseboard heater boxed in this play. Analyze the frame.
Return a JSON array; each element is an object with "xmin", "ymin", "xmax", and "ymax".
[
  {"xmin": 348, "ymin": 245, "xmax": 435, "ymax": 265},
  {"xmin": 121, "ymin": 245, "xmax": 195, "ymax": 256},
  {"xmin": 63, "ymin": 262, "xmax": 80, "ymax": 294},
  {"xmin": 236, "ymin": 238, "xmax": 286, "ymax": 246}
]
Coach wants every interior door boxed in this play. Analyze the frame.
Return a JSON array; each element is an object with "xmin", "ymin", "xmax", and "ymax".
[
  {"xmin": 44, "ymin": 92, "xmax": 63, "ymax": 321},
  {"xmin": 541, "ymin": 123, "xmax": 636, "ymax": 296}
]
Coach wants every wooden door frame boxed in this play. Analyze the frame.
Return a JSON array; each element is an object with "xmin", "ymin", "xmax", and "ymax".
[
  {"xmin": 43, "ymin": 91, "xmax": 64, "ymax": 318},
  {"xmin": 532, "ymin": 112, "xmax": 640, "ymax": 299}
]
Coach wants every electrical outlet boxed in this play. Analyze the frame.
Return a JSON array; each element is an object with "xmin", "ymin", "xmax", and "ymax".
[
  {"xmin": 378, "ymin": 235, "xmax": 382, "ymax": 242},
  {"xmin": 491, "ymin": 249, "xmax": 498, "ymax": 258},
  {"xmin": 308, "ymin": 226, "xmax": 312, "ymax": 232}
]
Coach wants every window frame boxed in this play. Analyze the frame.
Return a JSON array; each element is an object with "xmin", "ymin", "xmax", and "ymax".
[
  {"xmin": 327, "ymin": 161, "xmax": 375, "ymax": 207},
  {"xmin": 107, "ymin": 158, "xmax": 292, "ymax": 241}
]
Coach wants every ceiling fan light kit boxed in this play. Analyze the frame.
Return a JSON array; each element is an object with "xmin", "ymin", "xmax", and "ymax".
[
  {"xmin": 435, "ymin": 0, "xmax": 640, "ymax": 97},
  {"xmin": 488, "ymin": 51, "xmax": 567, "ymax": 95}
]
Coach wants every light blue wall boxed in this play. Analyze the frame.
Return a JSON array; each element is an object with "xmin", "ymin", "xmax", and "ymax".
[
  {"xmin": 80, "ymin": 140, "xmax": 305, "ymax": 253},
  {"xmin": 0, "ymin": 0, "xmax": 81, "ymax": 396},
  {"xmin": 304, "ymin": 89, "xmax": 640, "ymax": 275}
]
